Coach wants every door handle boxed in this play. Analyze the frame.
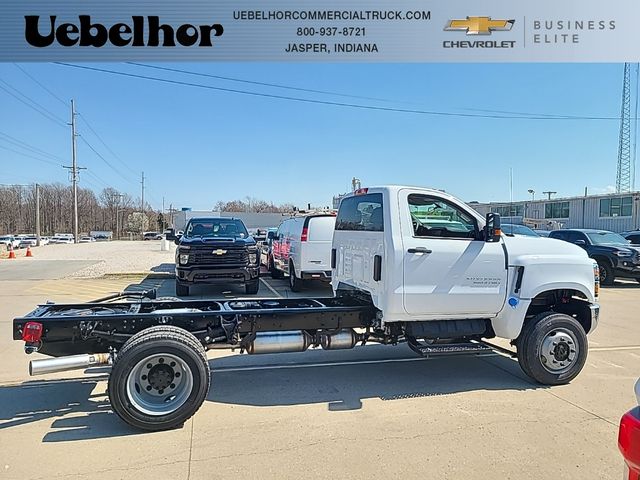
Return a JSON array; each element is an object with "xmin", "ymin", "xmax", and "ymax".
[{"xmin": 407, "ymin": 247, "xmax": 432, "ymax": 254}]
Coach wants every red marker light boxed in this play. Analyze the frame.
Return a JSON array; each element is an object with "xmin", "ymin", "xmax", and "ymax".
[
  {"xmin": 22, "ymin": 321, "xmax": 43, "ymax": 343},
  {"xmin": 354, "ymin": 188, "xmax": 369, "ymax": 195},
  {"xmin": 301, "ymin": 227, "xmax": 308, "ymax": 242},
  {"xmin": 619, "ymin": 408, "xmax": 640, "ymax": 477}
]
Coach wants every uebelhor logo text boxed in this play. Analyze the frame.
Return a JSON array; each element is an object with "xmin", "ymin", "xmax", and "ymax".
[{"xmin": 24, "ymin": 16, "xmax": 224, "ymax": 48}]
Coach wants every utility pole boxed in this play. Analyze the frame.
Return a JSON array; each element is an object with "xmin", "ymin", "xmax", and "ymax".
[
  {"xmin": 140, "ymin": 171, "xmax": 145, "ymax": 236},
  {"xmin": 35, "ymin": 183, "xmax": 41, "ymax": 246},
  {"xmin": 542, "ymin": 191, "xmax": 557, "ymax": 200},
  {"xmin": 63, "ymin": 99, "xmax": 85, "ymax": 243},
  {"xmin": 116, "ymin": 193, "xmax": 125, "ymax": 240}
]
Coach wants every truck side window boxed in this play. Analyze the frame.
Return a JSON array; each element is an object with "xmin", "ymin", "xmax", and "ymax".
[
  {"xmin": 336, "ymin": 193, "xmax": 384, "ymax": 231},
  {"xmin": 408, "ymin": 194, "xmax": 477, "ymax": 239}
]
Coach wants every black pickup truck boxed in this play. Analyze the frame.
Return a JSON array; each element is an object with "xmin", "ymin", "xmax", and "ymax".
[
  {"xmin": 549, "ymin": 228, "xmax": 640, "ymax": 285},
  {"xmin": 174, "ymin": 217, "xmax": 260, "ymax": 296}
]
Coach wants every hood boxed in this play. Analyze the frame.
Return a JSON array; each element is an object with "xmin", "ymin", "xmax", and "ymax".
[
  {"xmin": 501, "ymin": 235, "xmax": 590, "ymax": 262},
  {"xmin": 179, "ymin": 236, "xmax": 255, "ymax": 247},
  {"xmin": 596, "ymin": 243, "xmax": 640, "ymax": 253}
]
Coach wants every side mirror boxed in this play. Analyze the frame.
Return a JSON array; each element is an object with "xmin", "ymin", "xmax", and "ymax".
[
  {"xmin": 484, "ymin": 213, "xmax": 501, "ymax": 242},
  {"xmin": 574, "ymin": 239, "xmax": 586, "ymax": 246},
  {"xmin": 173, "ymin": 234, "xmax": 183, "ymax": 245},
  {"xmin": 267, "ymin": 231, "xmax": 277, "ymax": 240}
]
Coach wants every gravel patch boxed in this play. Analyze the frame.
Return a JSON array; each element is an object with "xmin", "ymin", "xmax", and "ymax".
[{"xmin": 25, "ymin": 241, "xmax": 176, "ymax": 278}]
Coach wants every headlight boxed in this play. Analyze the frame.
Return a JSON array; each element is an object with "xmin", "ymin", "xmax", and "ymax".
[
  {"xmin": 614, "ymin": 250, "xmax": 633, "ymax": 257},
  {"xmin": 179, "ymin": 253, "xmax": 189, "ymax": 265}
]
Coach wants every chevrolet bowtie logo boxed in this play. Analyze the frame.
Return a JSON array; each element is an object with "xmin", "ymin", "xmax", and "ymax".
[
  {"xmin": 445, "ymin": 16, "xmax": 515, "ymax": 35},
  {"xmin": 212, "ymin": 249, "xmax": 227, "ymax": 255}
]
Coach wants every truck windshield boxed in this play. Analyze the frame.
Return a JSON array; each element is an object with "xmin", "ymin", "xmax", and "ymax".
[
  {"xmin": 185, "ymin": 219, "xmax": 248, "ymax": 238},
  {"xmin": 586, "ymin": 231, "xmax": 630, "ymax": 245}
]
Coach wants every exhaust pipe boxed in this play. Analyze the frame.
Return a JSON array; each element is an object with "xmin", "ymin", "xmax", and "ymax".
[
  {"xmin": 247, "ymin": 331, "xmax": 314, "ymax": 354},
  {"xmin": 29, "ymin": 353, "xmax": 111, "ymax": 376},
  {"xmin": 320, "ymin": 329, "xmax": 364, "ymax": 350}
]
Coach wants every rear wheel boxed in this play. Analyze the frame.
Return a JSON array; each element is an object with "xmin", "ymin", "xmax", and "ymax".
[
  {"xmin": 288, "ymin": 261, "xmax": 303, "ymax": 292},
  {"xmin": 245, "ymin": 279, "xmax": 260, "ymax": 294},
  {"xmin": 517, "ymin": 312, "xmax": 588, "ymax": 385},
  {"xmin": 108, "ymin": 326, "xmax": 210, "ymax": 431},
  {"xmin": 175, "ymin": 283, "xmax": 189, "ymax": 297},
  {"xmin": 597, "ymin": 260, "xmax": 615, "ymax": 286}
]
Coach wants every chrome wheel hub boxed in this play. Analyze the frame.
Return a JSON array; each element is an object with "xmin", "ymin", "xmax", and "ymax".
[
  {"xmin": 126, "ymin": 353, "xmax": 194, "ymax": 416},
  {"xmin": 540, "ymin": 329, "xmax": 579, "ymax": 374}
]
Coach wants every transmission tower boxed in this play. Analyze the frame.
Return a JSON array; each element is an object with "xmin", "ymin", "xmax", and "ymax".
[{"xmin": 616, "ymin": 63, "xmax": 632, "ymax": 193}]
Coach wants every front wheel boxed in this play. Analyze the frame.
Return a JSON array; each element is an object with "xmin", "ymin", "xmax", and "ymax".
[
  {"xmin": 108, "ymin": 326, "xmax": 210, "ymax": 431},
  {"xmin": 517, "ymin": 312, "xmax": 588, "ymax": 385},
  {"xmin": 597, "ymin": 261, "xmax": 615, "ymax": 286},
  {"xmin": 245, "ymin": 279, "xmax": 260, "ymax": 294}
]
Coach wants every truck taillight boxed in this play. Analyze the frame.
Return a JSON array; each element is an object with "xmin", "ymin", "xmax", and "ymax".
[
  {"xmin": 619, "ymin": 407, "xmax": 640, "ymax": 478},
  {"xmin": 593, "ymin": 263, "xmax": 600, "ymax": 298},
  {"xmin": 22, "ymin": 321, "xmax": 43, "ymax": 343},
  {"xmin": 301, "ymin": 227, "xmax": 308, "ymax": 242}
]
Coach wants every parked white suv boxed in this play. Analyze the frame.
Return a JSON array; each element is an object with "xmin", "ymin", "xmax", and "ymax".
[
  {"xmin": 0, "ymin": 235, "xmax": 20, "ymax": 250},
  {"xmin": 270, "ymin": 213, "xmax": 336, "ymax": 291}
]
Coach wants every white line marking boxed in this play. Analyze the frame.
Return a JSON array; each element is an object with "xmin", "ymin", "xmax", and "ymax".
[
  {"xmin": 260, "ymin": 277, "xmax": 282, "ymax": 298},
  {"xmin": 590, "ymin": 345, "xmax": 640, "ymax": 352}
]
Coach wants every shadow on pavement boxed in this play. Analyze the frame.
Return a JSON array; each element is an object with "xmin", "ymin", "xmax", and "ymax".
[
  {"xmin": 207, "ymin": 345, "xmax": 543, "ymax": 411},
  {"xmin": 0, "ymin": 376, "xmax": 142, "ymax": 442}
]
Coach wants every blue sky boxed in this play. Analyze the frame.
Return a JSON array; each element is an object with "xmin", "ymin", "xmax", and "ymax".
[{"xmin": 0, "ymin": 63, "xmax": 632, "ymax": 210}]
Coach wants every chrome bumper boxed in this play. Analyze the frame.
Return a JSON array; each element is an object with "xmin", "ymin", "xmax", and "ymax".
[{"xmin": 589, "ymin": 303, "xmax": 600, "ymax": 333}]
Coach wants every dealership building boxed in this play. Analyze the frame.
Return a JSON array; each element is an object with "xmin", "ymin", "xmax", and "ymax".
[{"xmin": 471, "ymin": 191, "xmax": 640, "ymax": 232}]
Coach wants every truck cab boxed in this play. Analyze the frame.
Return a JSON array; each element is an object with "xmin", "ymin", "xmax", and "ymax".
[{"xmin": 332, "ymin": 186, "xmax": 600, "ymax": 384}]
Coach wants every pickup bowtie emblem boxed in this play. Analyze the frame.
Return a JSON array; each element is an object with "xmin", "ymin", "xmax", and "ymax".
[{"xmin": 212, "ymin": 249, "xmax": 227, "ymax": 255}]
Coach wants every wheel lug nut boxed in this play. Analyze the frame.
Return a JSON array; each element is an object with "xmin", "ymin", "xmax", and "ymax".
[
  {"xmin": 146, "ymin": 363, "xmax": 152, "ymax": 369},
  {"xmin": 175, "ymin": 372, "xmax": 181, "ymax": 377},
  {"xmin": 159, "ymin": 358, "xmax": 164, "ymax": 364},
  {"xmin": 158, "ymin": 389, "xmax": 164, "ymax": 394},
  {"xmin": 170, "ymin": 362, "xmax": 176, "ymax": 367},
  {"xmin": 170, "ymin": 383, "xmax": 175, "ymax": 389},
  {"xmin": 142, "ymin": 375, "xmax": 147, "ymax": 380},
  {"xmin": 146, "ymin": 386, "xmax": 152, "ymax": 391}
]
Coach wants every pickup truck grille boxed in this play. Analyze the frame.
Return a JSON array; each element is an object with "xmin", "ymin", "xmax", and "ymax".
[{"xmin": 190, "ymin": 248, "xmax": 248, "ymax": 265}]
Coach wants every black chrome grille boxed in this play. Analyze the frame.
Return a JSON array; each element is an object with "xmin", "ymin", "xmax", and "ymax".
[{"xmin": 190, "ymin": 248, "xmax": 248, "ymax": 265}]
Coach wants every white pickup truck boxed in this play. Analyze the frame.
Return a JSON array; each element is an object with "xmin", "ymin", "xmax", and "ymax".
[{"xmin": 13, "ymin": 184, "xmax": 600, "ymax": 430}]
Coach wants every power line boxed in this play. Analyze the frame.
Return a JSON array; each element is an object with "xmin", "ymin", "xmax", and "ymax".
[
  {"xmin": 78, "ymin": 135, "xmax": 137, "ymax": 187},
  {"xmin": 126, "ymin": 62, "xmax": 406, "ymax": 104},
  {"xmin": 0, "ymin": 78, "xmax": 67, "ymax": 126},
  {"xmin": 0, "ymin": 130, "xmax": 66, "ymax": 162},
  {"xmin": 78, "ymin": 113, "xmax": 138, "ymax": 176},
  {"xmin": 55, "ymin": 62, "xmax": 624, "ymax": 121},
  {"xmin": 13, "ymin": 63, "xmax": 68, "ymax": 107},
  {"xmin": 0, "ymin": 143, "xmax": 62, "ymax": 167}
]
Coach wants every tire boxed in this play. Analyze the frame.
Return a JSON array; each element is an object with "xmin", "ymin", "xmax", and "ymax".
[
  {"xmin": 108, "ymin": 326, "xmax": 210, "ymax": 431},
  {"xmin": 517, "ymin": 312, "xmax": 588, "ymax": 385},
  {"xmin": 245, "ymin": 279, "xmax": 260, "ymax": 295},
  {"xmin": 597, "ymin": 260, "xmax": 614, "ymax": 286},
  {"xmin": 270, "ymin": 258, "xmax": 284, "ymax": 279},
  {"xmin": 288, "ymin": 261, "xmax": 303, "ymax": 292},
  {"xmin": 175, "ymin": 282, "xmax": 189, "ymax": 297}
]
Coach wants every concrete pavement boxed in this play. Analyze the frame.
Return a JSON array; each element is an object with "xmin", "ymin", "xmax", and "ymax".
[{"xmin": 0, "ymin": 266, "xmax": 637, "ymax": 479}]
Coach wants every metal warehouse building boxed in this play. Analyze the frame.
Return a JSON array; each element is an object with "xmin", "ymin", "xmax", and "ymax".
[{"xmin": 471, "ymin": 191, "xmax": 640, "ymax": 232}]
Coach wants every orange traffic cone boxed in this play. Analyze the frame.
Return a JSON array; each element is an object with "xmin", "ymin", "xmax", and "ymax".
[
  {"xmin": 26, "ymin": 246, "xmax": 33, "ymax": 257},
  {"xmin": 8, "ymin": 247, "xmax": 16, "ymax": 259}
]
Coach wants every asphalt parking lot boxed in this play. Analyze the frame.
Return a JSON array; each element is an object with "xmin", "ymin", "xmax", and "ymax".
[{"xmin": 0, "ymin": 255, "xmax": 638, "ymax": 479}]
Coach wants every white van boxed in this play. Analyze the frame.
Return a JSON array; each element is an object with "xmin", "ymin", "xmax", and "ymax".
[{"xmin": 270, "ymin": 213, "xmax": 336, "ymax": 291}]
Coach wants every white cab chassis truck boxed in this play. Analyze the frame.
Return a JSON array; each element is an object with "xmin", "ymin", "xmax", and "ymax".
[{"xmin": 13, "ymin": 185, "xmax": 599, "ymax": 431}]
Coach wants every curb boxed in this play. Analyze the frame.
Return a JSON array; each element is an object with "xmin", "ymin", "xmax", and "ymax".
[{"xmin": 102, "ymin": 272, "xmax": 176, "ymax": 279}]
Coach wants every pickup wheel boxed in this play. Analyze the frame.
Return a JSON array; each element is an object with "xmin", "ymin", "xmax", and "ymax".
[
  {"xmin": 517, "ymin": 312, "xmax": 587, "ymax": 385},
  {"xmin": 108, "ymin": 326, "xmax": 210, "ymax": 431},
  {"xmin": 245, "ymin": 279, "xmax": 260, "ymax": 295},
  {"xmin": 288, "ymin": 261, "xmax": 303, "ymax": 292},
  {"xmin": 596, "ymin": 261, "xmax": 614, "ymax": 286},
  {"xmin": 175, "ymin": 283, "xmax": 189, "ymax": 297}
]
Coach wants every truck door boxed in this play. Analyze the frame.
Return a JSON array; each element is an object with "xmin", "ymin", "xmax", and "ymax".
[{"xmin": 400, "ymin": 191, "xmax": 507, "ymax": 317}]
